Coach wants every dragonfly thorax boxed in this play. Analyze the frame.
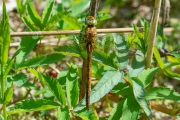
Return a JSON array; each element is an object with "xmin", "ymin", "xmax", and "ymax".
[{"xmin": 85, "ymin": 16, "xmax": 97, "ymax": 26}]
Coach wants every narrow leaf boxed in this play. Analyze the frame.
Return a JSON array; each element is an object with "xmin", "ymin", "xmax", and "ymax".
[
  {"xmin": 93, "ymin": 50, "xmax": 117, "ymax": 69},
  {"xmin": 19, "ymin": 53, "xmax": 65, "ymax": 69},
  {"xmin": 138, "ymin": 67, "xmax": 159, "ymax": 87},
  {"xmin": 122, "ymin": 97, "xmax": 140, "ymax": 120},
  {"xmin": 54, "ymin": 45, "xmax": 82, "ymax": 58},
  {"xmin": 74, "ymin": 70, "xmax": 123, "ymax": 111},
  {"xmin": 66, "ymin": 64, "xmax": 79, "ymax": 107},
  {"xmin": 70, "ymin": 0, "xmax": 90, "ymax": 16},
  {"xmin": 62, "ymin": 14, "xmax": 81, "ymax": 29},
  {"xmin": 128, "ymin": 50, "xmax": 145, "ymax": 78},
  {"xmin": 145, "ymin": 87, "xmax": 180, "ymax": 102},
  {"xmin": 4, "ymin": 87, "xmax": 13, "ymax": 103},
  {"xmin": 26, "ymin": 2, "xmax": 42, "ymax": 25},
  {"xmin": 108, "ymin": 99, "xmax": 125, "ymax": 120},
  {"xmin": 0, "ymin": 2, "xmax": 11, "ymax": 64},
  {"xmin": 42, "ymin": 0, "xmax": 54, "ymax": 25},
  {"xmin": 154, "ymin": 47, "xmax": 165, "ymax": 68},
  {"xmin": 7, "ymin": 99, "xmax": 59, "ymax": 115},
  {"xmin": 42, "ymin": 74, "xmax": 66, "ymax": 106},
  {"xmin": 130, "ymin": 78, "xmax": 152, "ymax": 118},
  {"xmin": 8, "ymin": 72, "xmax": 28, "ymax": 87},
  {"xmin": 76, "ymin": 108, "xmax": 98, "ymax": 120},
  {"xmin": 22, "ymin": 15, "xmax": 39, "ymax": 31},
  {"xmin": 16, "ymin": 36, "xmax": 40, "ymax": 68},
  {"xmin": 58, "ymin": 106, "xmax": 70, "ymax": 120},
  {"xmin": 112, "ymin": 33, "xmax": 129, "ymax": 70}
]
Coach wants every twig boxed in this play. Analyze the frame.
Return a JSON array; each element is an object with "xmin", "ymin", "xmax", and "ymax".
[
  {"xmin": 10, "ymin": 28, "xmax": 142, "ymax": 37},
  {"xmin": 145, "ymin": 0, "xmax": 162, "ymax": 69},
  {"xmin": 10, "ymin": 27, "xmax": 173, "ymax": 37}
]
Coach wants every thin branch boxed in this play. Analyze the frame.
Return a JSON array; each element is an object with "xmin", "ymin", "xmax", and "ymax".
[{"xmin": 10, "ymin": 27, "xmax": 173, "ymax": 37}]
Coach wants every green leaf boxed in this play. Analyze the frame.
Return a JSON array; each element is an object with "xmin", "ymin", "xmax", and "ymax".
[
  {"xmin": 108, "ymin": 99, "xmax": 125, "ymax": 120},
  {"xmin": 16, "ymin": 0, "xmax": 24, "ymax": 15},
  {"xmin": 93, "ymin": 50, "xmax": 117, "ymax": 69},
  {"xmin": 3, "ymin": 59, "xmax": 14, "ymax": 81},
  {"xmin": 154, "ymin": 47, "xmax": 165, "ymax": 68},
  {"xmin": 76, "ymin": 108, "xmax": 98, "ymax": 120},
  {"xmin": 122, "ymin": 97, "xmax": 140, "ymax": 120},
  {"xmin": 22, "ymin": 15, "xmax": 39, "ymax": 31},
  {"xmin": 0, "ymin": 114, "xmax": 4, "ymax": 120},
  {"xmin": 74, "ymin": 70, "xmax": 123, "ymax": 111},
  {"xmin": 112, "ymin": 33, "xmax": 129, "ymax": 70},
  {"xmin": 138, "ymin": 67, "xmax": 159, "ymax": 87},
  {"xmin": 26, "ymin": 2, "xmax": 42, "ymax": 25},
  {"xmin": 16, "ymin": 36, "xmax": 40, "ymax": 68},
  {"xmin": 171, "ymin": 51, "xmax": 180, "ymax": 59},
  {"xmin": 46, "ymin": 12, "xmax": 66, "ymax": 29},
  {"xmin": 130, "ymin": 78, "xmax": 152, "ymax": 118},
  {"xmin": 145, "ymin": 87, "xmax": 180, "ymax": 102},
  {"xmin": 19, "ymin": 53, "xmax": 65, "ymax": 69},
  {"xmin": 0, "ymin": 2, "xmax": 11, "ymax": 64},
  {"xmin": 58, "ymin": 106, "xmax": 70, "ymax": 120},
  {"xmin": 66, "ymin": 64, "xmax": 79, "ymax": 107},
  {"xmin": 54, "ymin": 44, "xmax": 82, "ymax": 58},
  {"xmin": 62, "ymin": 14, "xmax": 81, "ymax": 29},
  {"xmin": 154, "ymin": 47, "xmax": 180, "ymax": 80},
  {"xmin": 4, "ymin": 87, "xmax": 13, "ymax": 103},
  {"xmin": 7, "ymin": 99, "xmax": 59, "ymax": 115},
  {"xmin": 8, "ymin": 72, "xmax": 28, "ymax": 87},
  {"xmin": 128, "ymin": 50, "xmax": 145, "ymax": 78},
  {"xmin": 42, "ymin": 74, "xmax": 66, "ymax": 106},
  {"xmin": 42, "ymin": 0, "xmax": 54, "ymax": 25},
  {"xmin": 111, "ymin": 82, "xmax": 131, "ymax": 97},
  {"xmin": 70, "ymin": 0, "xmax": 90, "ymax": 16}
]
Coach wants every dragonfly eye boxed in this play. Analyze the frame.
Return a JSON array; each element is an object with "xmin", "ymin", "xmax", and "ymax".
[{"xmin": 85, "ymin": 16, "xmax": 97, "ymax": 26}]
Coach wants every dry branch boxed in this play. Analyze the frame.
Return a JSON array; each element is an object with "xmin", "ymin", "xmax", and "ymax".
[{"xmin": 10, "ymin": 27, "xmax": 173, "ymax": 37}]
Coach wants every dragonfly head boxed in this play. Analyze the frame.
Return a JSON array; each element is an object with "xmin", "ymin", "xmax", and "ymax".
[{"xmin": 85, "ymin": 16, "xmax": 97, "ymax": 26}]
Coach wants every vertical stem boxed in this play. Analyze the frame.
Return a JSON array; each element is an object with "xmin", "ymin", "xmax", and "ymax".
[
  {"xmin": 145, "ymin": 0, "xmax": 162, "ymax": 69},
  {"xmin": 1, "ymin": 64, "xmax": 7, "ymax": 120}
]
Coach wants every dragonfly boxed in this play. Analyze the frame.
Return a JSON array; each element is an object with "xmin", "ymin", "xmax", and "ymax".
[{"xmin": 83, "ymin": 16, "xmax": 97, "ymax": 108}]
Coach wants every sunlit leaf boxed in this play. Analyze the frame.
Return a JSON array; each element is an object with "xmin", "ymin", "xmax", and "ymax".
[
  {"xmin": 7, "ymin": 99, "xmax": 59, "ymax": 115},
  {"xmin": 122, "ymin": 97, "xmax": 140, "ymax": 120},
  {"xmin": 18, "ymin": 53, "xmax": 65, "ymax": 69},
  {"xmin": 42, "ymin": 0, "xmax": 54, "ymax": 25},
  {"xmin": 128, "ymin": 50, "xmax": 145, "ymax": 78},
  {"xmin": 4, "ymin": 87, "xmax": 13, "ymax": 103},
  {"xmin": 108, "ymin": 99, "xmax": 125, "ymax": 120},
  {"xmin": 145, "ymin": 87, "xmax": 180, "ymax": 101},
  {"xmin": 76, "ymin": 108, "xmax": 98, "ymax": 120},
  {"xmin": 138, "ymin": 67, "xmax": 159, "ymax": 87},
  {"xmin": 129, "ymin": 78, "xmax": 152, "ymax": 118},
  {"xmin": 16, "ymin": 36, "xmax": 40, "ymax": 68},
  {"xmin": 74, "ymin": 70, "xmax": 123, "ymax": 111},
  {"xmin": 112, "ymin": 33, "xmax": 129, "ymax": 70},
  {"xmin": 66, "ymin": 64, "xmax": 79, "ymax": 107},
  {"xmin": 58, "ymin": 106, "xmax": 70, "ymax": 120},
  {"xmin": 70, "ymin": 0, "xmax": 90, "ymax": 16},
  {"xmin": 42, "ymin": 74, "xmax": 66, "ymax": 106},
  {"xmin": 26, "ymin": 2, "xmax": 42, "ymax": 25}
]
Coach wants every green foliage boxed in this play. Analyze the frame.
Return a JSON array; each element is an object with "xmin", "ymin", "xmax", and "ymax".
[
  {"xmin": 66, "ymin": 64, "xmax": 79, "ymax": 108},
  {"xmin": 58, "ymin": 106, "xmax": 70, "ymax": 120},
  {"xmin": 7, "ymin": 99, "xmax": 60, "ymax": 115},
  {"xmin": 18, "ymin": 53, "xmax": 65, "ymax": 69},
  {"xmin": 42, "ymin": 74, "xmax": 66, "ymax": 106},
  {"xmin": 74, "ymin": 70, "xmax": 123, "ymax": 111},
  {"xmin": 1, "ymin": 0, "xmax": 180, "ymax": 119}
]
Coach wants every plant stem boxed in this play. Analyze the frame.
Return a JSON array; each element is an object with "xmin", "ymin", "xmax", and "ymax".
[
  {"xmin": 1, "ymin": 63, "xmax": 7, "ymax": 120},
  {"xmin": 145, "ymin": 0, "xmax": 162, "ymax": 69}
]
